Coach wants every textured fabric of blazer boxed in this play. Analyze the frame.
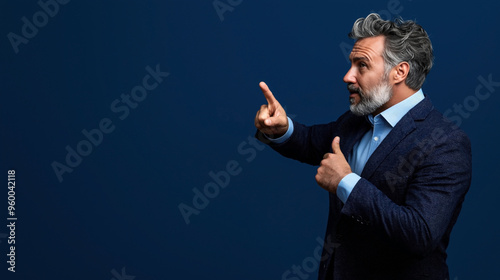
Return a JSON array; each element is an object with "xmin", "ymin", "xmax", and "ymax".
[{"xmin": 258, "ymin": 97, "xmax": 472, "ymax": 280}]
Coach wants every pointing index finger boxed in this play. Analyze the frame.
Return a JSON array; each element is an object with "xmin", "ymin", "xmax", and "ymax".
[{"xmin": 259, "ymin": 81, "xmax": 278, "ymax": 105}]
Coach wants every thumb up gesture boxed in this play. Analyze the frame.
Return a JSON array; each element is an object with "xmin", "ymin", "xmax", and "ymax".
[{"xmin": 315, "ymin": 137, "xmax": 352, "ymax": 193}]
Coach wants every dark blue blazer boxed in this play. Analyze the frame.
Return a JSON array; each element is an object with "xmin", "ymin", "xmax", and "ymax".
[{"xmin": 258, "ymin": 97, "xmax": 472, "ymax": 280}]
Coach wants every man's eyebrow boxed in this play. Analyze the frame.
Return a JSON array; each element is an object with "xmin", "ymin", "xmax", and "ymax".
[{"xmin": 351, "ymin": 56, "xmax": 371, "ymax": 63}]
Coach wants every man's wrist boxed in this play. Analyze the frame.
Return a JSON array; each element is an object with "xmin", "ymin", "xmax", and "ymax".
[
  {"xmin": 337, "ymin": 173, "xmax": 361, "ymax": 203},
  {"xmin": 264, "ymin": 117, "xmax": 294, "ymax": 144}
]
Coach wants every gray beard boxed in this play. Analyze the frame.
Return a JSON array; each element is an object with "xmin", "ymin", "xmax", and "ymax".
[{"xmin": 349, "ymin": 81, "xmax": 393, "ymax": 116}]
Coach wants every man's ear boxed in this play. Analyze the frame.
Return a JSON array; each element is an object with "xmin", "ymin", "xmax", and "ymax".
[{"xmin": 392, "ymin": 61, "xmax": 410, "ymax": 84}]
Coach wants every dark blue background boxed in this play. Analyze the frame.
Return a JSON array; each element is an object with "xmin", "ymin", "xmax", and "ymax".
[{"xmin": 1, "ymin": 0, "xmax": 499, "ymax": 279}]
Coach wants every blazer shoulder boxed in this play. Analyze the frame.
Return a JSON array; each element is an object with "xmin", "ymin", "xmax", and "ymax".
[{"xmin": 410, "ymin": 98, "xmax": 471, "ymax": 150}]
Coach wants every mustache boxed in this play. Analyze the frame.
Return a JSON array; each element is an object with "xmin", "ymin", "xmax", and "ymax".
[{"xmin": 347, "ymin": 84, "xmax": 362, "ymax": 95}]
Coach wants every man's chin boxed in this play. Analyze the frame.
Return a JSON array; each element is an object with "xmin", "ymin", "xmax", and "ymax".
[
  {"xmin": 350, "ymin": 102, "xmax": 377, "ymax": 116},
  {"xmin": 350, "ymin": 104, "xmax": 365, "ymax": 116}
]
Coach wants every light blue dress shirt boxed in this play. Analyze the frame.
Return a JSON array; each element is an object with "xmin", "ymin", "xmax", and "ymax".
[{"xmin": 265, "ymin": 89, "xmax": 425, "ymax": 203}]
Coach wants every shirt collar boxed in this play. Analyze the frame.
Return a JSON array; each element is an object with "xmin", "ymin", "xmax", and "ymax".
[{"xmin": 368, "ymin": 89, "xmax": 425, "ymax": 127}]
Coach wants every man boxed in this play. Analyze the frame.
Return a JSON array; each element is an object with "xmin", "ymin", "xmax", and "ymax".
[{"xmin": 254, "ymin": 13, "xmax": 472, "ymax": 280}]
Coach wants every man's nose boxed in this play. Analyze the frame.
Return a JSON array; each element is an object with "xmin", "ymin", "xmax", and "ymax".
[{"xmin": 343, "ymin": 67, "xmax": 356, "ymax": 84}]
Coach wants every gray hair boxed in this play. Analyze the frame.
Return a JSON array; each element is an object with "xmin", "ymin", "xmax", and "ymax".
[{"xmin": 349, "ymin": 13, "xmax": 434, "ymax": 90}]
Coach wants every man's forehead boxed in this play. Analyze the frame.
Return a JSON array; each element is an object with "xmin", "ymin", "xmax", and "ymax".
[{"xmin": 349, "ymin": 36, "xmax": 385, "ymax": 61}]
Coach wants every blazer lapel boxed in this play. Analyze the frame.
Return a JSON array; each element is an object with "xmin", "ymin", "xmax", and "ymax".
[
  {"xmin": 360, "ymin": 97, "xmax": 434, "ymax": 180},
  {"xmin": 360, "ymin": 115, "xmax": 416, "ymax": 180}
]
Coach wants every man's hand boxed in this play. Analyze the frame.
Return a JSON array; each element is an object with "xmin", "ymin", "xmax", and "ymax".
[
  {"xmin": 254, "ymin": 82, "xmax": 288, "ymax": 138},
  {"xmin": 316, "ymin": 137, "xmax": 352, "ymax": 193}
]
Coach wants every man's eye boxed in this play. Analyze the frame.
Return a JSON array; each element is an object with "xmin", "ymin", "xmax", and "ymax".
[{"xmin": 360, "ymin": 62, "xmax": 367, "ymax": 68}]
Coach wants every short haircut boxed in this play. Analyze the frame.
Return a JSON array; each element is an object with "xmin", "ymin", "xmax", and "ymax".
[{"xmin": 349, "ymin": 13, "xmax": 434, "ymax": 90}]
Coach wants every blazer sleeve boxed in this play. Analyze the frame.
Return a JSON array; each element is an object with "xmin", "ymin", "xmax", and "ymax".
[
  {"xmin": 341, "ymin": 127, "xmax": 472, "ymax": 257},
  {"xmin": 256, "ymin": 118, "xmax": 338, "ymax": 166}
]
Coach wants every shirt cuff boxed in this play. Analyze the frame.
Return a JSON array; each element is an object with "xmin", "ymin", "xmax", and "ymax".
[
  {"xmin": 264, "ymin": 117, "xmax": 294, "ymax": 144},
  {"xmin": 337, "ymin": 173, "xmax": 361, "ymax": 204}
]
